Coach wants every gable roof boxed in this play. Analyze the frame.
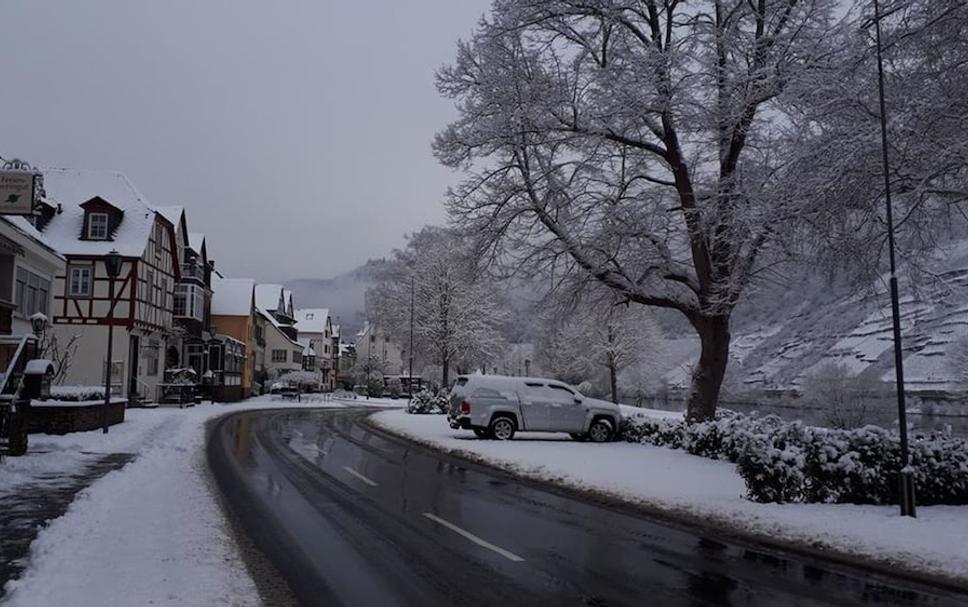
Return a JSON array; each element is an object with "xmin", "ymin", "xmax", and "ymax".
[
  {"xmin": 255, "ymin": 283, "xmax": 285, "ymax": 312},
  {"xmin": 211, "ymin": 276, "xmax": 255, "ymax": 316},
  {"xmin": 294, "ymin": 308, "xmax": 330, "ymax": 334},
  {"xmin": 39, "ymin": 168, "xmax": 157, "ymax": 257}
]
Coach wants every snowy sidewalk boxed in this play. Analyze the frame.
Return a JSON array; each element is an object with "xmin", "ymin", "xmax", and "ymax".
[
  {"xmin": 0, "ymin": 397, "xmax": 389, "ymax": 607},
  {"xmin": 369, "ymin": 410, "xmax": 968, "ymax": 587}
]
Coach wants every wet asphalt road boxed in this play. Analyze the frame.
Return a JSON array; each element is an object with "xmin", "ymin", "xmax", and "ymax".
[{"xmin": 207, "ymin": 408, "xmax": 968, "ymax": 607}]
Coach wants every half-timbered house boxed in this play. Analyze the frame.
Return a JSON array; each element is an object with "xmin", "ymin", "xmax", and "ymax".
[{"xmin": 37, "ymin": 168, "xmax": 180, "ymax": 402}]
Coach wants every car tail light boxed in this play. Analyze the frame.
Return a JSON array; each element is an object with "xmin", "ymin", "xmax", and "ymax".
[{"xmin": 460, "ymin": 400, "xmax": 471, "ymax": 415}]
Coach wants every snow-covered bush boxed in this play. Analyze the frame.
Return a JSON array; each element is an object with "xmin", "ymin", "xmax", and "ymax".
[
  {"xmin": 276, "ymin": 371, "xmax": 319, "ymax": 390},
  {"xmin": 387, "ymin": 377, "xmax": 402, "ymax": 399},
  {"xmin": 623, "ymin": 409, "xmax": 968, "ymax": 505},
  {"xmin": 47, "ymin": 385, "xmax": 105, "ymax": 402},
  {"xmin": 407, "ymin": 389, "xmax": 447, "ymax": 414},
  {"xmin": 738, "ymin": 423, "xmax": 968, "ymax": 505},
  {"xmin": 736, "ymin": 437, "xmax": 806, "ymax": 503}
]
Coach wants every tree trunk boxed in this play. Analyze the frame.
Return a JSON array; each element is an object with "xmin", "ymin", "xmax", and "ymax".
[
  {"xmin": 442, "ymin": 357, "xmax": 450, "ymax": 390},
  {"xmin": 608, "ymin": 359, "xmax": 618, "ymax": 404},
  {"xmin": 686, "ymin": 315, "xmax": 731, "ymax": 423}
]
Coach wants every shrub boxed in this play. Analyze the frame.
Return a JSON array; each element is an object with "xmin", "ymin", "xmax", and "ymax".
[
  {"xmin": 622, "ymin": 408, "xmax": 968, "ymax": 506},
  {"xmin": 47, "ymin": 385, "xmax": 105, "ymax": 401}
]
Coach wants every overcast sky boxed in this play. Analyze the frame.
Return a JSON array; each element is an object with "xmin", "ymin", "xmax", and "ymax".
[{"xmin": 0, "ymin": 0, "xmax": 489, "ymax": 281}]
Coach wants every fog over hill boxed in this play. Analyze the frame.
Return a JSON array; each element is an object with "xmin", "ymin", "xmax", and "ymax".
[{"xmin": 285, "ymin": 259, "xmax": 390, "ymax": 336}]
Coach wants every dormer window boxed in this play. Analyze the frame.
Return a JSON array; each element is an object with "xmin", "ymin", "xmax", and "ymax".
[{"xmin": 88, "ymin": 212, "xmax": 109, "ymax": 239}]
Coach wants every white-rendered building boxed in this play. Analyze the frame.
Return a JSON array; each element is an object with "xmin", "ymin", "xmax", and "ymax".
[
  {"xmin": 36, "ymin": 169, "xmax": 180, "ymax": 401},
  {"xmin": 294, "ymin": 308, "xmax": 335, "ymax": 391}
]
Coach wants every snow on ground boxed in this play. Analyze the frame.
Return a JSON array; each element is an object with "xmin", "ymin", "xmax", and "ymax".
[
  {"xmin": 370, "ymin": 410, "xmax": 968, "ymax": 585},
  {"xmin": 2, "ymin": 396, "xmax": 399, "ymax": 607}
]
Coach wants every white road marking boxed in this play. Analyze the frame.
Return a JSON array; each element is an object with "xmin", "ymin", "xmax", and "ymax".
[
  {"xmin": 422, "ymin": 512, "xmax": 525, "ymax": 562},
  {"xmin": 342, "ymin": 466, "xmax": 378, "ymax": 487}
]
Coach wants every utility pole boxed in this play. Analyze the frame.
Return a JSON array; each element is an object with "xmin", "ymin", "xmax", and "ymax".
[
  {"xmin": 408, "ymin": 275, "xmax": 415, "ymax": 398},
  {"xmin": 873, "ymin": 0, "xmax": 915, "ymax": 517}
]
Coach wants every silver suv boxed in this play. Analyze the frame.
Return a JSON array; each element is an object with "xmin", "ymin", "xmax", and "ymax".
[{"xmin": 447, "ymin": 375, "xmax": 622, "ymax": 442}]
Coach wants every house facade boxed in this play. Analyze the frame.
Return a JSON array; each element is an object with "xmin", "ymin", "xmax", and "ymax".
[
  {"xmin": 35, "ymin": 169, "xmax": 180, "ymax": 401},
  {"xmin": 294, "ymin": 308, "xmax": 336, "ymax": 391},
  {"xmin": 255, "ymin": 284, "xmax": 305, "ymax": 383},
  {"xmin": 0, "ymin": 216, "xmax": 64, "ymax": 337},
  {"xmin": 210, "ymin": 276, "xmax": 257, "ymax": 400},
  {"xmin": 355, "ymin": 321, "xmax": 405, "ymax": 377}
]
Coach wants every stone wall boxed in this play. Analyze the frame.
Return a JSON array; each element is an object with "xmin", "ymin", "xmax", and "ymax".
[{"xmin": 27, "ymin": 401, "xmax": 126, "ymax": 435}]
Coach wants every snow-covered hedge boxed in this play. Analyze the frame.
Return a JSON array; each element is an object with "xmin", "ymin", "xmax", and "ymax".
[
  {"xmin": 621, "ymin": 410, "xmax": 968, "ymax": 506},
  {"xmin": 406, "ymin": 390, "xmax": 448, "ymax": 415},
  {"xmin": 47, "ymin": 385, "xmax": 105, "ymax": 402}
]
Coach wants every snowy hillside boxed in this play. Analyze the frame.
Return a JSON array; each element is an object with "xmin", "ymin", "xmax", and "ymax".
[{"xmin": 664, "ymin": 241, "xmax": 968, "ymax": 395}]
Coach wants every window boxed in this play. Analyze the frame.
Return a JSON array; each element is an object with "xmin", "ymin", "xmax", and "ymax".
[
  {"xmin": 88, "ymin": 213, "xmax": 109, "ymax": 239},
  {"xmin": 293, "ymin": 351, "xmax": 303, "ymax": 365},
  {"xmin": 186, "ymin": 343, "xmax": 205, "ymax": 375},
  {"xmin": 208, "ymin": 344, "xmax": 224, "ymax": 371},
  {"xmin": 175, "ymin": 282, "xmax": 206, "ymax": 320},
  {"xmin": 15, "ymin": 267, "xmax": 50, "ymax": 316},
  {"xmin": 154, "ymin": 224, "xmax": 164, "ymax": 259},
  {"xmin": 68, "ymin": 265, "xmax": 93, "ymax": 297},
  {"xmin": 271, "ymin": 349, "xmax": 287, "ymax": 363},
  {"xmin": 143, "ymin": 270, "xmax": 154, "ymax": 304},
  {"xmin": 146, "ymin": 339, "xmax": 160, "ymax": 376}
]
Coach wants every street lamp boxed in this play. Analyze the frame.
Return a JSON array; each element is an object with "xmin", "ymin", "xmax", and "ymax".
[
  {"xmin": 872, "ymin": 0, "xmax": 915, "ymax": 517},
  {"xmin": 102, "ymin": 249, "xmax": 123, "ymax": 434},
  {"xmin": 408, "ymin": 275, "xmax": 415, "ymax": 399}
]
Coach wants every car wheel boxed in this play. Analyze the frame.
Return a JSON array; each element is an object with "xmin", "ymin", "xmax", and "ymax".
[
  {"xmin": 569, "ymin": 433, "xmax": 588, "ymax": 442},
  {"xmin": 473, "ymin": 428, "xmax": 490, "ymax": 439},
  {"xmin": 587, "ymin": 419, "xmax": 613, "ymax": 443},
  {"xmin": 489, "ymin": 416, "xmax": 516, "ymax": 441}
]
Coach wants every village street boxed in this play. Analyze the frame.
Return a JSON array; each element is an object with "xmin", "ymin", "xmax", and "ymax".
[{"xmin": 209, "ymin": 406, "xmax": 968, "ymax": 607}]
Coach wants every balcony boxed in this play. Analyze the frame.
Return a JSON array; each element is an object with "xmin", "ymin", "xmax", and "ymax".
[{"xmin": 180, "ymin": 262, "xmax": 206, "ymax": 283}]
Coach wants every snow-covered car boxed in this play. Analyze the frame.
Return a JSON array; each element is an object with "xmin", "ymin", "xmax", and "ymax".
[{"xmin": 447, "ymin": 375, "xmax": 622, "ymax": 442}]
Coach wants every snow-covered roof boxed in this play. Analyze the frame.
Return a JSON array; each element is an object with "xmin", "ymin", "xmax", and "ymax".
[
  {"xmin": 211, "ymin": 277, "xmax": 255, "ymax": 316},
  {"xmin": 294, "ymin": 308, "xmax": 330, "ymax": 334},
  {"xmin": 0, "ymin": 216, "xmax": 64, "ymax": 260},
  {"xmin": 153, "ymin": 205, "xmax": 184, "ymax": 226},
  {"xmin": 255, "ymin": 284, "xmax": 284, "ymax": 311},
  {"xmin": 39, "ymin": 168, "xmax": 157, "ymax": 257},
  {"xmin": 188, "ymin": 232, "xmax": 205, "ymax": 251},
  {"xmin": 298, "ymin": 338, "xmax": 316, "ymax": 356}
]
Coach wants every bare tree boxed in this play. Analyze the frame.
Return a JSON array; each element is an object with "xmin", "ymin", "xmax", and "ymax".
[
  {"xmin": 435, "ymin": 0, "xmax": 857, "ymax": 421},
  {"xmin": 39, "ymin": 329, "xmax": 80, "ymax": 385},
  {"xmin": 538, "ymin": 291, "xmax": 660, "ymax": 403},
  {"xmin": 368, "ymin": 226, "xmax": 508, "ymax": 387}
]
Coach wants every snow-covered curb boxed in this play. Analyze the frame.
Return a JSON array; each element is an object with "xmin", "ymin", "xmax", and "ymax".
[
  {"xmin": 1, "ymin": 397, "xmax": 382, "ymax": 607},
  {"xmin": 368, "ymin": 410, "xmax": 968, "ymax": 588}
]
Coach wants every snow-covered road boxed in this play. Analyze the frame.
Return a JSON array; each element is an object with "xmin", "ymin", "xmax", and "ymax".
[{"xmin": 0, "ymin": 397, "xmax": 384, "ymax": 607}]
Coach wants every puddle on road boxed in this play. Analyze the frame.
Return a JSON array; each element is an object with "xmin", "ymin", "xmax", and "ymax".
[{"xmin": 0, "ymin": 453, "xmax": 133, "ymax": 599}]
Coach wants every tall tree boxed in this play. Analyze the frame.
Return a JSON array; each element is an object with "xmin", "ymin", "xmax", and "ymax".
[
  {"xmin": 435, "ymin": 0, "xmax": 850, "ymax": 421},
  {"xmin": 368, "ymin": 226, "xmax": 507, "ymax": 387},
  {"xmin": 539, "ymin": 295, "xmax": 659, "ymax": 403}
]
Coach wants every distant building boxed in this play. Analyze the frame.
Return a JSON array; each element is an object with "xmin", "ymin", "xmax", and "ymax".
[
  {"xmin": 294, "ymin": 308, "xmax": 336, "ymax": 391},
  {"xmin": 355, "ymin": 321, "xmax": 405, "ymax": 376}
]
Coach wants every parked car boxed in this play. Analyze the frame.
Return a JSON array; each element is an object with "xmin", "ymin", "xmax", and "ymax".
[{"xmin": 447, "ymin": 375, "xmax": 622, "ymax": 442}]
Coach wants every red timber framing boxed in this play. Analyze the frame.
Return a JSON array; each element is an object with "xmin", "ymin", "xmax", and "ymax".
[{"xmin": 51, "ymin": 216, "xmax": 181, "ymax": 332}]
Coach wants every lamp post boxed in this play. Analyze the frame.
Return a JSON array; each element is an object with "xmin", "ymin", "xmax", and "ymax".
[
  {"xmin": 872, "ymin": 0, "xmax": 915, "ymax": 517},
  {"xmin": 102, "ymin": 249, "xmax": 123, "ymax": 434},
  {"xmin": 408, "ymin": 275, "xmax": 415, "ymax": 399}
]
